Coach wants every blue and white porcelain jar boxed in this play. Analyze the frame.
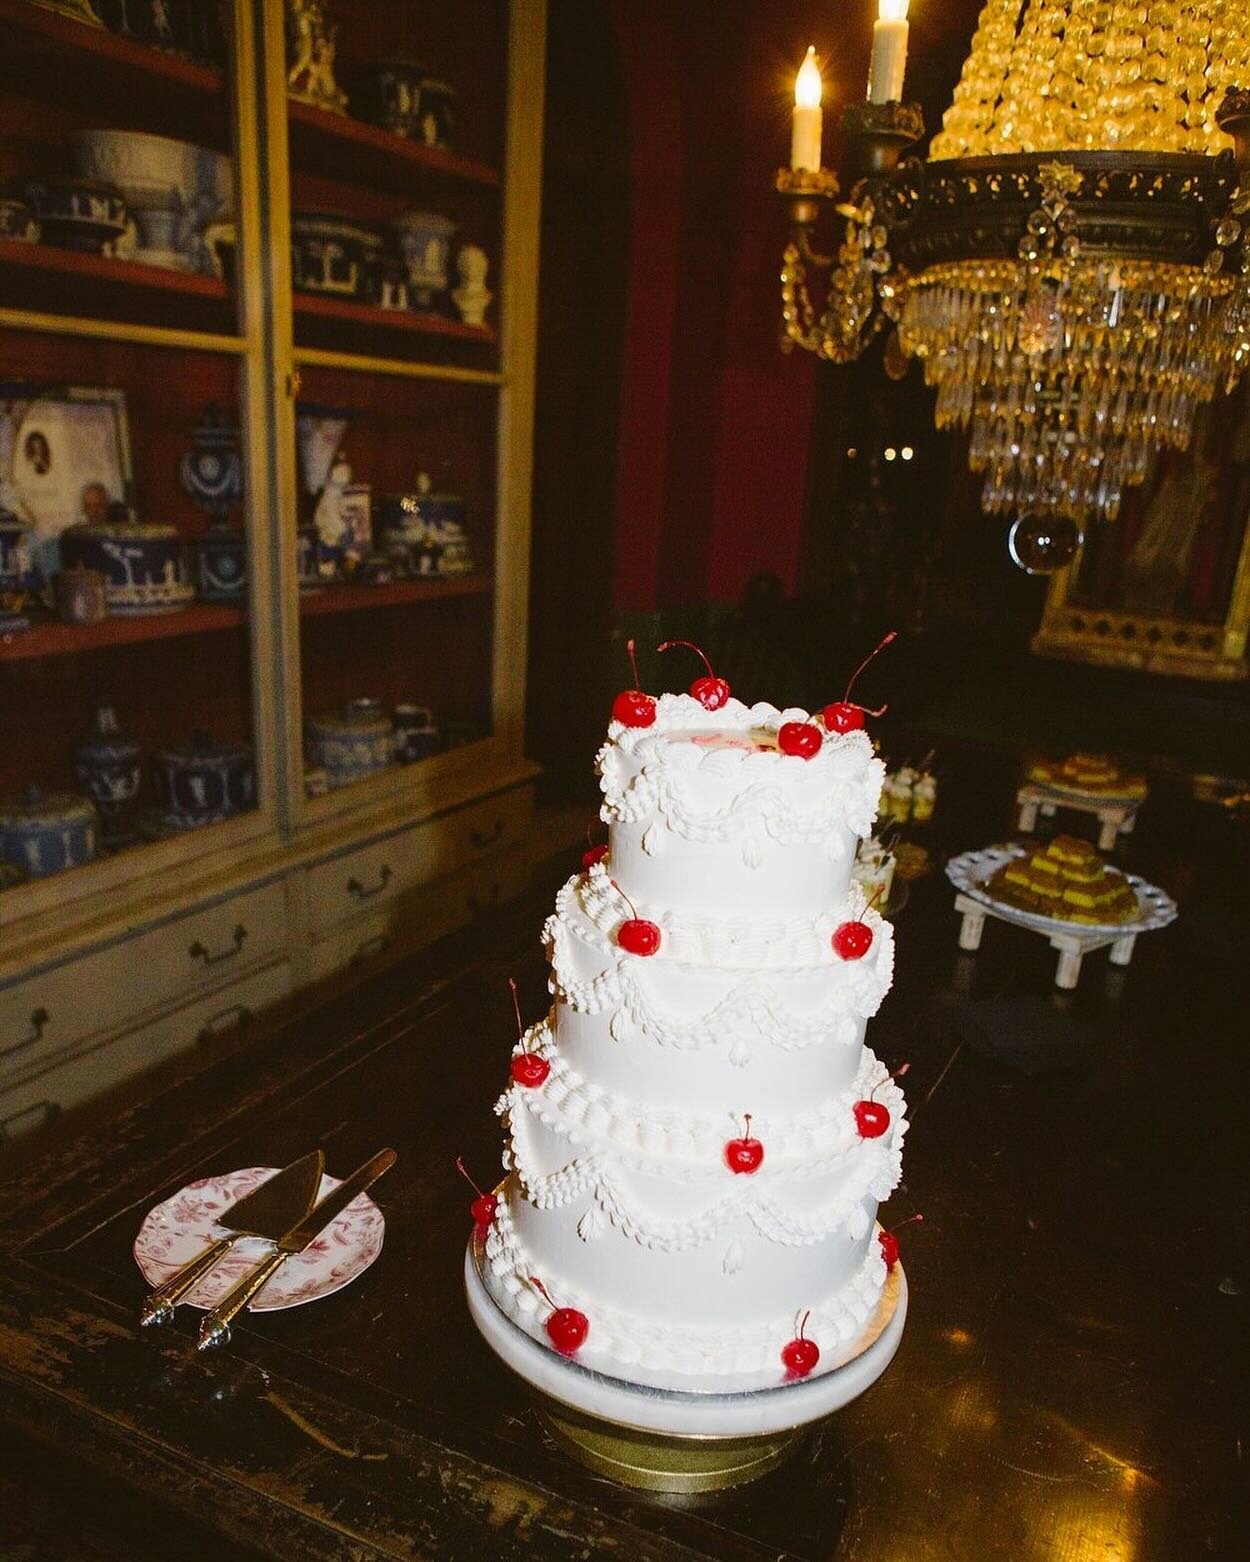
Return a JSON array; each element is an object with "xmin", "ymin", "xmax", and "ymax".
[
  {"xmin": 193, "ymin": 520, "xmax": 247, "ymax": 603},
  {"xmin": 60, "ymin": 518, "xmax": 195, "ymax": 615},
  {"xmin": 152, "ymin": 732, "xmax": 255, "ymax": 830},
  {"xmin": 0, "ymin": 786, "xmax": 98, "ymax": 879},
  {"xmin": 305, "ymin": 698, "xmax": 395, "ymax": 789},
  {"xmin": 75, "ymin": 697, "xmax": 143, "ymax": 848},
  {"xmin": 0, "ymin": 510, "xmax": 42, "ymax": 601}
]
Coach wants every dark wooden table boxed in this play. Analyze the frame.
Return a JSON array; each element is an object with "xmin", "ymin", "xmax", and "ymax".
[{"xmin": 2, "ymin": 760, "xmax": 1247, "ymax": 1561}]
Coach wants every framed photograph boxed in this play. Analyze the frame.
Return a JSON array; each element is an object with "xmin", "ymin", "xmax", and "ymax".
[{"xmin": 0, "ymin": 385, "xmax": 132, "ymax": 560}]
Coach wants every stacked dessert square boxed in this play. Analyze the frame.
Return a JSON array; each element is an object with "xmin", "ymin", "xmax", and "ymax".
[{"xmin": 481, "ymin": 647, "xmax": 909, "ymax": 1392}]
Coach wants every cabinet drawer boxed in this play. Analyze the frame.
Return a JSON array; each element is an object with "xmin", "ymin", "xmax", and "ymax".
[
  {"xmin": 0, "ymin": 879, "xmax": 288, "ymax": 1078},
  {"xmin": 426, "ymin": 786, "xmax": 532, "ymax": 880},
  {"xmin": 305, "ymin": 835, "xmax": 419, "ymax": 936},
  {"xmin": 0, "ymin": 962, "xmax": 292, "ymax": 1145},
  {"xmin": 305, "ymin": 912, "xmax": 400, "ymax": 987}
]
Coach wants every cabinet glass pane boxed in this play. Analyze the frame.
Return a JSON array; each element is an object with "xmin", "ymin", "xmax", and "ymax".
[{"xmin": 0, "ymin": 5, "xmax": 261, "ymax": 900}]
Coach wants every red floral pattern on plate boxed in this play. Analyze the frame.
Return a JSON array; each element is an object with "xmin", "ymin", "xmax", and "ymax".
[{"xmin": 133, "ymin": 1166, "xmax": 385, "ymax": 1312}]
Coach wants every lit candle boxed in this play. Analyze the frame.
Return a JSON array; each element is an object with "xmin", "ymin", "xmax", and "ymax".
[
  {"xmin": 790, "ymin": 46, "xmax": 823, "ymax": 171},
  {"xmin": 867, "ymin": 0, "xmax": 909, "ymax": 104}
]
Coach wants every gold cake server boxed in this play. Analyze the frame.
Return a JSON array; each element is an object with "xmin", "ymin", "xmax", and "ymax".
[
  {"xmin": 197, "ymin": 1148, "xmax": 396, "ymax": 1351},
  {"xmin": 140, "ymin": 1150, "xmax": 325, "ymax": 1328}
]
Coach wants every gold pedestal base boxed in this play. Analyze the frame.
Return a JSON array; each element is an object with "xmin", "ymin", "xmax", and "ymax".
[{"xmin": 537, "ymin": 1396, "xmax": 806, "ymax": 1493}]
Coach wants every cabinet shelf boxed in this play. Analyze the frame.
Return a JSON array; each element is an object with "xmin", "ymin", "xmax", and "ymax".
[
  {"xmin": 288, "ymin": 100, "xmax": 500, "ymax": 198},
  {"xmin": 0, "ymin": 0, "xmax": 223, "ymax": 93},
  {"xmin": 0, "ymin": 577, "xmax": 493, "ymax": 663},
  {"xmin": 293, "ymin": 292, "xmax": 497, "ymax": 346},
  {"xmin": 0, "ymin": 239, "xmax": 230, "ymax": 301}
]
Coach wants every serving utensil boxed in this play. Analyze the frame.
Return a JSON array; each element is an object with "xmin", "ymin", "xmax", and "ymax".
[
  {"xmin": 139, "ymin": 1150, "xmax": 324, "ymax": 1327},
  {"xmin": 197, "ymin": 1148, "xmax": 396, "ymax": 1350}
]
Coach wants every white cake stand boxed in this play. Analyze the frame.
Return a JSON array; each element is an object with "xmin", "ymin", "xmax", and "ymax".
[{"xmin": 465, "ymin": 1240, "xmax": 908, "ymax": 1492}]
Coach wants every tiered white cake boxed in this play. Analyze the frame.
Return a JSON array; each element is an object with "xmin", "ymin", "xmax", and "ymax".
[{"xmin": 481, "ymin": 682, "xmax": 907, "ymax": 1394}]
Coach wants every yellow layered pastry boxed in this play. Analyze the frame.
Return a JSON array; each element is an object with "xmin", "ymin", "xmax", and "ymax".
[
  {"xmin": 1026, "ymin": 753, "xmax": 1147, "ymax": 800},
  {"xmin": 985, "ymin": 838, "xmax": 1139, "ymax": 925}
]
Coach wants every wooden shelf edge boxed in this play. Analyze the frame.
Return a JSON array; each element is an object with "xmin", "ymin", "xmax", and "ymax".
[
  {"xmin": 287, "ymin": 99, "xmax": 500, "ymax": 189},
  {"xmin": 0, "ymin": 0, "xmax": 223, "ymax": 94},
  {"xmin": 299, "ymin": 576, "xmax": 492, "ymax": 618},
  {"xmin": 293, "ymin": 292, "xmax": 497, "ymax": 344},
  {"xmin": 0, "ymin": 239, "xmax": 231, "ymax": 300}
]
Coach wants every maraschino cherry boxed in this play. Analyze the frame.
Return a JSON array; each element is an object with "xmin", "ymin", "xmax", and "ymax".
[
  {"xmin": 832, "ymin": 884, "xmax": 884, "ymax": 961},
  {"xmin": 613, "ymin": 881, "xmax": 661, "ymax": 956},
  {"xmin": 582, "ymin": 823, "xmax": 608, "ymax": 871},
  {"xmin": 725, "ymin": 1113, "xmax": 765, "ymax": 1174},
  {"xmin": 455, "ymin": 1156, "xmax": 498, "ymax": 1236},
  {"xmin": 778, "ymin": 721, "xmax": 823, "ymax": 760},
  {"xmin": 822, "ymin": 630, "xmax": 898, "ymax": 734},
  {"xmin": 853, "ymin": 1062, "xmax": 909, "ymax": 1139},
  {"xmin": 878, "ymin": 1213, "xmax": 924, "ymax": 1274},
  {"xmin": 611, "ymin": 638, "xmax": 656, "ymax": 728},
  {"xmin": 781, "ymin": 1310, "xmax": 820, "ymax": 1379},
  {"xmin": 530, "ymin": 1275, "xmax": 589, "ymax": 1356},
  {"xmin": 507, "ymin": 977, "xmax": 550, "ymax": 1088},
  {"xmin": 657, "ymin": 639, "xmax": 730, "ymax": 711}
]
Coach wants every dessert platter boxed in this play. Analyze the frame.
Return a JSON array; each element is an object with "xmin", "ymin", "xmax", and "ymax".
[
  {"xmin": 946, "ymin": 840, "xmax": 1177, "ymax": 988},
  {"xmin": 1017, "ymin": 753, "xmax": 1147, "ymax": 850},
  {"xmin": 465, "ymin": 637, "xmax": 917, "ymax": 1488}
]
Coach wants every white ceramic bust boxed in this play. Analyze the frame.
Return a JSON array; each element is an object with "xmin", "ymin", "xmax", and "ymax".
[{"xmin": 452, "ymin": 244, "xmax": 492, "ymax": 326}]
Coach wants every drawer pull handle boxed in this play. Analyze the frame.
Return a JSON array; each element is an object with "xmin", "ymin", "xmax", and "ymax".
[
  {"xmin": 189, "ymin": 925, "xmax": 248, "ymax": 966},
  {"xmin": 197, "ymin": 1005, "xmax": 252, "ymax": 1044},
  {"xmin": 467, "ymin": 884, "xmax": 501, "ymax": 918},
  {"xmin": 348, "ymin": 865, "xmax": 393, "ymax": 900},
  {"xmin": 470, "ymin": 819, "xmax": 505, "ymax": 850},
  {"xmin": 0, "ymin": 1007, "xmax": 50, "ymax": 1063},
  {"xmin": 0, "ymin": 1099, "xmax": 60, "ymax": 1141},
  {"xmin": 350, "ymin": 934, "xmax": 392, "ymax": 967}
]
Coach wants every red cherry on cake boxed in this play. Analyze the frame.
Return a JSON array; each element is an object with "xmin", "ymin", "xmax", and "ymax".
[
  {"xmin": 510, "ymin": 1052, "xmax": 550, "ymax": 1088},
  {"xmin": 853, "ymin": 1099, "xmax": 891, "ymax": 1138},
  {"xmin": 612, "ymin": 638, "xmax": 655, "ymax": 728},
  {"xmin": 546, "ymin": 1306, "xmax": 590, "ymax": 1355},
  {"xmin": 879, "ymin": 1213, "xmax": 924, "ymax": 1273},
  {"xmin": 455, "ymin": 1157, "xmax": 499, "ymax": 1236},
  {"xmin": 582, "ymin": 843, "xmax": 608, "ymax": 870},
  {"xmin": 613, "ymin": 881, "xmax": 661, "ymax": 956},
  {"xmin": 725, "ymin": 1113, "xmax": 764, "ymax": 1174},
  {"xmin": 833, "ymin": 919, "xmax": 874, "ymax": 960},
  {"xmin": 657, "ymin": 639, "xmax": 730, "ymax": 711},
  {"xmin": 778, "ymin": 721, "xmax": 823, "ymax": 759},
  {"xmin": 822, "ymin": 630, "xmax": 897, "ymax": 733},
  {"xmin": 781, "ymin": 1311, "xmax": 820, "ymax": 1379}
]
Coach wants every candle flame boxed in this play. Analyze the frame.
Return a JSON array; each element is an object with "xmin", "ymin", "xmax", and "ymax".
[
  {"xmin": 878, "ymin": 0, "xmax": 909, "ymax": 19},
  {"xmin": 795, "ymin": 46, "xmax": 822, "ymax": 109}
]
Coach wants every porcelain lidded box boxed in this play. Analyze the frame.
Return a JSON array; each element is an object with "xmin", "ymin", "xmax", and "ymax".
[
  {"xmin": 344, "ymin": 61, "xmax": 455, "ymax": 148},
  {"xmin": 75, "ymin": 696, "xmax": 142, "ymax": 848},
  {"xmin": 24, "ymin": 176, "xmax": 128, "ymax": 255},
  {"xmin": 376, "ymin": 471, "xmax": 474, "ymax": 577},
  {"xmin": 151, "ymin": 731, "xmax": 255, "ymax": 830},
  {"xmin": 305, "ymin": 698, "xmax": 394, "ymax": 790},
  {"xmin": 291, "ymin": 212, "xmax": 383, "ymax": 300},
  {"xmin": 394, "ymin": 704, "xmax": 440, "ymax": 764},
  {"xmin": 60, "ymin": 506, "xmax": 194, "ymax": 615},
  {"xmin": 0, "ymin": 785, "xmax": 98, "ymax": 879}
]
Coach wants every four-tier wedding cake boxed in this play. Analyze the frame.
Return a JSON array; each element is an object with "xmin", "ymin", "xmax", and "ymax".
[{"xmin": 476, "ymin": 643, "xmax": 908, "ymax": 1394}]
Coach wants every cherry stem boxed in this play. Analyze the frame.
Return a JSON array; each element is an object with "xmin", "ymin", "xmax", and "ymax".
[
  {"xmin": 870, "ymin": 1062, "xmax": 908, "ymax": 1103},
  {"xmin": 657, "ymin": 639, "xmax": 715, "ymax": 681},
  {"xmin": 856, "ymin": 881, "xmax": 887, "ymax": 925},
  {"xmin": 797, "ymin": 1308, "xmax": 811, "ymax": 1341},
  {"xmin": 885, "ymin": 1213, "xmax": 925, "ymax": 1236},
  {"xmin": 742, "ymin": 1112, "xmax": 754, "ymax": 1139},
  {"xmin": 611, "ymin": 878, "xmax": 640, "ymax": 920},
  {"xmin": 585, "ymin": 820, "xmax": 600, "ymax": 850},
  {"xmin": 455, "ymin": 1156, "xmax": 485, "ymax": 1198},
  {"xmin": 528, "ymin": 1274, "xmax": 555, "ymax": 1308},
  {"xmin": 508, "ymin": 977, "xmax": 525, "ymax": 1044},
  {"xmin": 625, "ymin": 637, "xmax": 642, "ymax": 691},
  {"xmin": 843, "ymin": 630, "xmax": 898, "ymax": 704}
]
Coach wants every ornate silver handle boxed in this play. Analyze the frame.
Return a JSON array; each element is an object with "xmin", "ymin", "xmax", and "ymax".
[
  {"xmin": 347, "ymin": 864, "xmax": 392, "ymax": 900},
  {"xmin": 0, "ymin": 1007, "xmax": 50, "ymax": 1063},
  {"xmin": 140, "ymin": 1235, "xmax": 235, "ymax": 1327},
  {"xmin": 188, "ymin": 925, "xmax": 248, "ymax": 966},
  {"xmin": 198, "ymin": 1246, "xmax": 288, "ymax": 1351},
  {"xmin": 469, "ymin": 818, "xmax": 505, "ymax": 850},
  {"xmin": 197, "ymin": 1005, "xmax": 252, "ymax": 1044}
]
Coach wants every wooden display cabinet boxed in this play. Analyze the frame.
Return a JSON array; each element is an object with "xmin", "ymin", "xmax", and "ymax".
[{"xmin": 0, "ymin": 0, "xmax": 543, "ymax": 1144}]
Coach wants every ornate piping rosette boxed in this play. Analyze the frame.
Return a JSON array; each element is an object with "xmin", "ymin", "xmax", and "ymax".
[
  {"xmin": 597, "ymin": 693, "xmax": 885, "ymax": 851},
  {"xmin": 484, "ymin": 1197, "xmax": 888, "ymax": 1380}
]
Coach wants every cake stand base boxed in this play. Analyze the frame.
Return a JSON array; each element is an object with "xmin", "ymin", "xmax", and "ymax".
[{"xmin": 465, "ymin": 1243, "xmax": 908, "ymax": 1493}]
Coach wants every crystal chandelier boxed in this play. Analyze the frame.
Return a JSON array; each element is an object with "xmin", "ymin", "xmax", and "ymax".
[{"xmin": 776, "ymin": 2, "xmax": 1250, "ymax": 561}]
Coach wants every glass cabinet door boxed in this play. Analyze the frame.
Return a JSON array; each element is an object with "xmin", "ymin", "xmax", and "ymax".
[
  {"xmin": 0, "ymin": 0, "xmax": 271, "ymax": 909},
  {"xmin": 278, "ymin": 0, "xmax": 508, "ymax": 811}
]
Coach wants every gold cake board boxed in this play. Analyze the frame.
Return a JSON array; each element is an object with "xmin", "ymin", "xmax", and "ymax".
[{"xmin": 465, "ymin": 1242, "xmax": 907, "ymax": 1493}]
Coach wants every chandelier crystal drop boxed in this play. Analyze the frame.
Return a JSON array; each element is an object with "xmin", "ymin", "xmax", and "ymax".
[{"xmin": 775, "ymin": 2, "xmax": 1250, "ymax": 536}]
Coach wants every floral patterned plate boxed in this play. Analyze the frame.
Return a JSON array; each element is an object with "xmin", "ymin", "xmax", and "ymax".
[{"xmin": 133, "ymin": 1165, "xmax": 386, "ymax": 1311}]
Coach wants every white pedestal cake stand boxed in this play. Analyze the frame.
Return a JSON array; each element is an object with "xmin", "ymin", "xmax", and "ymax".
[
  {"xmin": 946, "ymin": 845, "xmax": 1177, "ymax": 990},
  {"xmin": 465, "ymin": 1241, "xmax": 908, "ymax": 1493},
  {"xmin": 1015, "ymin": 781, "xmax": 1142, "ymax": 851}
]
